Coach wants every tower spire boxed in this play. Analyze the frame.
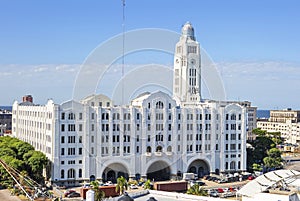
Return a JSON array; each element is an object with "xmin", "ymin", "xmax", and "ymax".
[{"xmin": 173, "ymin": 22, "xmax": 201, "ymax": 103}]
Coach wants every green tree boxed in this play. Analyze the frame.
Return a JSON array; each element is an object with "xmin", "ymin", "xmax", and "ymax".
[
  {"xmin": 0, "ymin": 136, "xmax": 48, "ymax": 186},
  {"xmin": 27, "ymin": 151, "xmax": 48, "ymax": 182},
  {"xmin": 116, "ymin": 176, "xmax": 128, "ymax": 195},
  {"xmin": 187, "ymin": 184, "xmax": 207, "ymax": 196},
  {"xmin": 143, "ymin": 179, "xmax": 152, "ymax": 190},
  {"xmin": 14, "ymin": 141, "xmax": 34, "ymax": 159},
  {"xmin": 91, "ymin": 181, "xmax": 105, "ymax": 201},
  {"xmin": 252, "ymin": 163, "xmax": 262, "ymax": 172},
  {"xmin": 263, "ymin": 148, "xmax": 282, "ymax": 169},
  {"xmin": 252, "ymin": 128, "xmax": 267, "ymax": 137}
]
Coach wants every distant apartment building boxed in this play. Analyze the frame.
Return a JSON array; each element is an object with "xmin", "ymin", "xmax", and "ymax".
[
  {"xmin": 257, "ymin": 108, "xmax": 300, "ymax": 144},
  {"xmin": 0, "ymin": 109, "xmax": 12, "ymax": 134},
  {"xmin": 12, "ymin": 22, "xmax": 250, "ymax": 187}
]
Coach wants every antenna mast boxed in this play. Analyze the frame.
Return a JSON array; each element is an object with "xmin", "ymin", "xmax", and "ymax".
[{"xmin": 122, "ymin": 0, "xmax": 125, "ymax": 104}]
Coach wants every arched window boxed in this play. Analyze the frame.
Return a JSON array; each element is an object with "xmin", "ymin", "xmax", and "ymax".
[
  {"xmin": 156, "ymin": 146, "xmax": 162, "ymax": 152},
  {"xmin": 156, "ymin": 101, "xmax": 164, "ymax": 109},
  {"xmin": 79, "ymin": 169, "xmax": 82, "ymax": 178},
  {"xmin": 68, "ymin": 169, "xmax": 75, "ymax": 178},
  {"xmin": 146, "ymin": 146, "xmax": 152, "ymax": 153},
  {"xmin": 167, "ymin": 146, "xmax": 172, "ymax": 152},
  {"xmin": 61, "ymin": 169, "xmax": 65, "ymax": 179}
]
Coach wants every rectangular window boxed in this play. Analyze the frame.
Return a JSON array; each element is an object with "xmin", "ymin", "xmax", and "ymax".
[
  {"xmin": 61, "ymin": 112, "xmax": 65, "ymax": 120},
  {"xmin": 92, "ymin": 124, "xmax": 95, "ymax": 131},
  {"xmin": 148, "ymin": 124, "xmax": 151, "ymax": 131},
  {"xmin": 61, "ymin": 124, "xmax": 65, "ymax": 132},
  {"xmin": 128, "ymin": 124, "xmax": 130, "ymax": 131},
  {"xmin": 79, "ymin": 124, "xmax": 82, "ymax": 131},
  {"xmin": 61, "ymin": 148, "xmax": 65, "ymax": 155},
  {"xmin": 79, "ymin": 113, "xmax": 82, "ymax": 120},
  {"xmin": 79, "ymin": 148, "xmax": 82, "ymax": 155},
  {"xmin": 91, "ymin": 136, "xmax": 94, "ymax": 143},
  {"xmin": 136, "ymin": 146, "xmax": 139, "ymax": 153},
  {"xmin": 91, "ymin": 113, "xmax": 95, "ymax": 119},
  {"xmin": 61, "ymin": 136, "xmax": 65, "ymax": 143},
  {"xmin": 137, "ymin": 124, "xmax": 140, "ymax": 131}
]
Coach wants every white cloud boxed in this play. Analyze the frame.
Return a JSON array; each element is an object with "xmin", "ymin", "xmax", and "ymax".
[{"xmin": 33, "ymin": 66, "xmax": 48, "ymax": 73}]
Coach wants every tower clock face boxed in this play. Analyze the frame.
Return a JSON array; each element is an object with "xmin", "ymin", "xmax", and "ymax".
[{"xmin": 190, "ymin": 59, "xmax": 195, "ymax": 65}]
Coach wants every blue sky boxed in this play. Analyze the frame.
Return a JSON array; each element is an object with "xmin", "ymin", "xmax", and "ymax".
[{"xmin": 0, "ymin": 1, "xmax": 300, "ymax": 109}]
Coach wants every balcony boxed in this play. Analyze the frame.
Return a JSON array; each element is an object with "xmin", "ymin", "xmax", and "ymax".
[
  {"xmin": 154, "ymin": 152, "xmax": 162, "ymax": 156},
  {"xmin": 145, "ymin": 152, "xmax": 151, "ymax": 157}
]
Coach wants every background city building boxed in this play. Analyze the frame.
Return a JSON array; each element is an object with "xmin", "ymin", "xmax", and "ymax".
[
  {"xmin": 257, "ymin": 108, "xmax": 300, "ymax": 144},
  {"xmin": 0, "ymin": 109, "xmax": 12, "ymax": 134}
]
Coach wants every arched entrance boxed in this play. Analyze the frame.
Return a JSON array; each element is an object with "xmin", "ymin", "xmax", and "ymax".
[
  {"xmin": 146, "ymin": 161, "xmax": 171, "ymax": 181},
  {"xmin": 187, "ymin": 159, "xmax": 210, "ymax": 178},
  {"xmin": 102, "ymin": 163, "xmax": 129, "ymax": 183}
]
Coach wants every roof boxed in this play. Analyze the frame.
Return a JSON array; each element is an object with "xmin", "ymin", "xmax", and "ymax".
[{"xmin": 237, "ymin": 169, "xmax": 300, "ymax": 197}]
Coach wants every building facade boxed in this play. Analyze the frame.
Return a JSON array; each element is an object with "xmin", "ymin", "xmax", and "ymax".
[
  {"xmin": 257, "ymin": 109, "xmax": 300, "ymax": 144},
  {"xmin": 12, "ymin": 22, "xmax": 250, "ymax": 186},
  {"xmin": 0, "ymin": 109, "xmax": 12, "ymax": 134}
]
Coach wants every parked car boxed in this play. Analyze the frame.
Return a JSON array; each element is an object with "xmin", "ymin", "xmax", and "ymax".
[
  {"xmin": 207, "ymin": 189, "xmax": 218, "ymax": 197},
  {"xmin": 67, "ymin": 191, "xmax": 81, "ymax": 198},
  {"xmin": 64, "ymin": 189, "xmax": 75, "ymax": 197},
  {"xmin": 130, "ymin": 184, "xmax": 138, "ymax": 189},
  {"xmin": 104, "ymin": 181, "xmax": 113, "ymax": 186},
  {"xmin": 83, "ymin": 183, "xmax": 91, "ymax": 188},
  {"xmin": 248, "ymin": 175, "xmax": 254, "ymax": 180}
]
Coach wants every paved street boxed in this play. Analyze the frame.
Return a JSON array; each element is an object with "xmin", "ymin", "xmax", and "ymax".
[{"xmin": 0, "ymin": 189, "xmax": 21, "ymax": 201}]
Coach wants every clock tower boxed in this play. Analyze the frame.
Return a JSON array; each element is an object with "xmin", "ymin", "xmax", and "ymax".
[{"xmin": 173, "ymin": 22, "xmax": 201, "ymax": 103}]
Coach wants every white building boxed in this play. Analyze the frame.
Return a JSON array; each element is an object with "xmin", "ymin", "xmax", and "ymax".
[
  {"xmin": 257, "ymin": 109, "xmax": 300, "ymax": 144},
  {"xmin": 12, "ymin": 22, "xmax": 250, "ymax": 186}
]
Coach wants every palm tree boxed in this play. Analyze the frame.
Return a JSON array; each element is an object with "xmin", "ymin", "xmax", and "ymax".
[
  {"xmin": 143, "ymin": 179, "xmax": 152, "ymax": 190},
  {"xmin": 187, "ymin": 184, "xmax": 207, "ymax": 196},
  {"xmin": 116, "ymin": 176, "xmax": 128, "ymax": 195},
  {"xmin": 90, "ymin": 181, "xmax": 105, "ymax": 201}
]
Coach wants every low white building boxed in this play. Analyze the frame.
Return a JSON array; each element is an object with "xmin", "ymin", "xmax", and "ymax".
[
  {"xmin": 257, "ymin": 109, "xmax": 300, "ymax": 144},
  {"xmin": 12, "ymin": 22, "xmax": 251, "ymax": 186}
]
